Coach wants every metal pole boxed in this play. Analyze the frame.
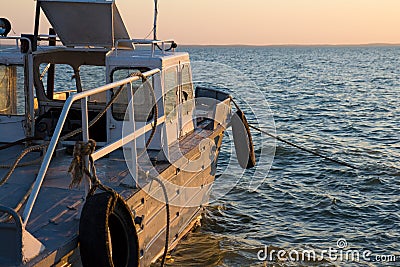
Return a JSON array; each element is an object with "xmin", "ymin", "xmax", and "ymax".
[
  {"xmin": 21, "ymin": 69, "xmax": 160, "ymax": 225},
  {"xmin": 47, "ymin": 28, "xmax": 56, "ymax": 100},
  {"xmin": 33, "ymin": 0, "xmax": 41, "ymax": 52},
  {"xmin": 73, "ymin": 69, "xmax": 91, "ymax": 198},
  {"xmin": 153, "ymin": 0, "xmax": 158, "ymax": 40},
  {"xmin": 81, "ymin": 96, "xmax": 91, "ymax": 199}
]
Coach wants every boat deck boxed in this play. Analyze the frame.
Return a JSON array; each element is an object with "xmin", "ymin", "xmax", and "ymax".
[
  {"xmin": 0, "ymin": 144, "xmax": 137, "ymax": 265},
  {"xmin": 0, "ymin": 119, "xmax": 220, "ymax": 266}
]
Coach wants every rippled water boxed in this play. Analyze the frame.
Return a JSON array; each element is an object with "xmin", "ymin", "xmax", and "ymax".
[{"xmin": 166, "ymin": 46, "xmax": 400, "ymax": 266}]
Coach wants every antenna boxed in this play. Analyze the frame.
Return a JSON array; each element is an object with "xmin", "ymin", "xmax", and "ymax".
[{"xmin": 153, "ymin": 0, "xmax": 158, "ymax": 40}]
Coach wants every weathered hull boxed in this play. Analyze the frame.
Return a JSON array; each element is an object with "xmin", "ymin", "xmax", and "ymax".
[{"xmin": 129, "ymin": 122, "xmax": 225, "ymax": 266}]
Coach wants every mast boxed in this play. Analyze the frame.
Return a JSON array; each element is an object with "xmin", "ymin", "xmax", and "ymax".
[
  {"xmin": 33, "ymin": 0, "xmax": 41, "ymax": 51},
  {"xmin": 153, "ymin": 0, "xmax": 158, "ymax": 40}
]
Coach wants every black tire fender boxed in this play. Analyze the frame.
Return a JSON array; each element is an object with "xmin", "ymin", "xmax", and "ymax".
[
  {"xmin": 231, "ymin": 109, "xmax": 256, "ymax": 169},
  {"xmin": 79, "ymin": 192, "xmax": 139, "ymax": 267}
]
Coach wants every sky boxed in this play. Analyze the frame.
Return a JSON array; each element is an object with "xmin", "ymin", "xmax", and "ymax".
[{"xmin": 2, "ymin": 0, "xmax": 400, "ymax": 45}]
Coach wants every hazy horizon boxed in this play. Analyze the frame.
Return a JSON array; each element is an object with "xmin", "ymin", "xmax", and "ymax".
[{"xmin": 2, "ymin": 0, "xmax": 400, "ymax": 46}]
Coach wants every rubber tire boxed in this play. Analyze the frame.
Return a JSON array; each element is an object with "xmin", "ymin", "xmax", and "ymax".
[
  {"xmin": 79, "ymin": 192, "xmax": 139, "ymax": 267},
  {"xmin": 231, "ymin": 109, "xmax": 256, "ymax": 169}
]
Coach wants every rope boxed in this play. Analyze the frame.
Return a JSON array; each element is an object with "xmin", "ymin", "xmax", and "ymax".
[
  {"xmin": 68, "ymin": 139, "xmax": 97, "ymax": 188},
  {"xmin": 0, "ymin": 137, "xmax": 42, "ymax": 170},
  {"xmin": 229, "ymin": 97, "xmax": 358, "ymax": 170},
  {"xmin": 0, "ymin": 144, "xmax": 46, "ymax": 222},
  {"xmin": 60, "ymin": 82, "xmax": 126, "ymax": 141},
  {"xmin": 0, "ymin": 157, "xmax": 43, "ymax": 169},
  {"xmin": 0, "ymin": 144, "xmax": 47, "ymax": 186},
  {"xmin": 136, "ymin": 72, "xmax": 159, "ymax": 159},
  {"xmin": 67, "ymin": 139, "xmax": 116, "ymax": 196},
  {"xmin": 150, "ymin": 176, "xmax": 170, "ymax": 267},
  {"xmin": 248, "ymin": 124, "xmax": 358, "ymax": 170},
  {"xmin": 0, "ymin": 136, "xmax": 37, "ymax": 151},
  {"xmin": 0, "ymin": 72, "xmax": 148, "ymax": 218},
  {"xmin": 128, "ymin": 72, "xmax": 167, "ymax": 266}
]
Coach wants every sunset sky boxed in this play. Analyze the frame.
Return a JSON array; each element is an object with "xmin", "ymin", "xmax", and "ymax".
[{"xmin": 2, "ymin": 0, "xmax": 400, "ymax": 45}]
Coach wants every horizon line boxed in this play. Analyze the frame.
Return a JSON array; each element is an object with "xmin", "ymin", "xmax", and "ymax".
[{"xmin": 179, "ymin": 43, "xmax": 400, "ymax": 47}]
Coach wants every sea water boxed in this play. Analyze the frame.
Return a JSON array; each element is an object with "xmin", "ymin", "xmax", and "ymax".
[
  {"xmin": 165, "ymin": 46, "xmax": 400, "ymax": 267},
  {"xmin": 3, "ymin": 44, "xmax": 398, "ymax": 266}
]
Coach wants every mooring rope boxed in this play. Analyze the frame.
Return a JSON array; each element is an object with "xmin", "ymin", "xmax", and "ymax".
[
  {"xmin": 0, "ymin": 137, "xmax": 37, "ymax": 151},
  {"xmin": 229, "ymin": 97, "xmax": 358, "ymax": 170},
  {"xmin": 150, "ymin": 176, "xmax": 170, "ymax": 267},
  {"xmin": 248, "ymin": 124, "xmax": 358, "ymax": 170},
  {"xmin": 0, "ymin": 144, "xmax": 48, "ymax": 186},
  {"xmin": 0, "ymin": 82, "xmax": 126, "ymax": 185},
  {"xmin": 0, "ymin": 137, "xmax": 43, "ymax": 170}
]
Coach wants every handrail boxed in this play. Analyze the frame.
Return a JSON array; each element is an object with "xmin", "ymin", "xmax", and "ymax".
[
  {"xmin": 22, "ymin": 68, "xmax": 161, "ymax": 225},
  {"xmin": 0, "ymin": 36, "xmax": 32, "ymax": 53},
  {"xmin": 92, "ymin": 115, "xmax": 166, "ymax": 161},
  {"xmin": 114, "ymin": 38, "xmax": 176, "ymax": 56}
]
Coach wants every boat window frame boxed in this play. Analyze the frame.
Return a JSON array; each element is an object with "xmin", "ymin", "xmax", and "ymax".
[
  {"xmin": 0, "ymin": 64, "xmax": 25, "ymax": 116},
  {"xmin": 180, "ymin": 63, "xmax": 194, "ymax": 116},
  {"xmin": 109, "ymin": 66, "xmax": 155, "ymax": 122},
  {"xmin": 37, "ymin": 62, "xmax": 76, "ymax": 100},
  {"xmin": 32, "ymin": 49, "xmax": 107, "ymax": 105},
  {"xmin": 163, "ymin": 65, "xmax": 179, "ymax": 120}
]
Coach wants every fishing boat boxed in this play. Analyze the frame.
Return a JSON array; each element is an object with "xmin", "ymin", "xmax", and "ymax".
[{"xmin": 0, "ymin": 0, "xmax": 255, "ymax": 266}]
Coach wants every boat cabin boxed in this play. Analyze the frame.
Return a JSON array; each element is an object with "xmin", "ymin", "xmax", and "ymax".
[
  {"xmin": 0, "ymin": 1, "xmax": 247, "ymax": 266},
  {"xmin": 0, "ymin": 4, "xmax": 196, "ymax": 163}
]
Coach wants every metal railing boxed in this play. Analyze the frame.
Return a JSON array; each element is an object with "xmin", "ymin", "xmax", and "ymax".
[
  {"xmin": 114, "ymin": 39, "xmax": 176, "ymax": 57},
  {"xmin": 0, "ymin": 36, "xmax": 32, "ymax": 53},
  {"xmin": 22, "ymin": 68, "xmax": 162, "ymax": 225},
  {"xmin": 0, "ymin": 36, "xmax": 35, "ymax": 138}
]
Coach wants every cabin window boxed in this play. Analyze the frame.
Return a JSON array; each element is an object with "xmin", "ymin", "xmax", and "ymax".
[
  {"xmin": 180, "ymin": 64, "xmax": 194, "ymax": 115},
  {"xmin": 80, "ymin": 66, "xmax": 106, "ymax": 90},
  {"xmin": 0, "ymin": 65, "xmax": 25, "ymax": 115},
  {"xmin": 164, "ymin": 66, "xmax": 178, "ymax": 118},
  {"xmin": 39, "ymin": 63, "xmax": 75, "ymax": 100},
  {"xmin": 38, "ymin": 64, "xmax": 106, "ymax": 101},
  {"xmin": 111, "ymin": 68, "xmax": 155, "ymax": 122},
  {"xmin": 80, "ymin": 65, "xmax": 107, "ymax": 103}
]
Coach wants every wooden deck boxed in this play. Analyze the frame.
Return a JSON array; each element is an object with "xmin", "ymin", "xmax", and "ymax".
[{"xmin": 0, "ymin": 119, "xmax": 226, "ymax": 266}]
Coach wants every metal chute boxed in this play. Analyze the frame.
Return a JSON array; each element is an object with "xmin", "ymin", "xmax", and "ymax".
[{"xmin": 39, "ymin": 0, "xmax": 130, "ymax": 48}]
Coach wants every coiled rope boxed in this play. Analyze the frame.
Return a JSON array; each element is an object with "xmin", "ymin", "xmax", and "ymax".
[{"xmin": 68, "ymin": 139, "xmax": 116, "ymax": 197}]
